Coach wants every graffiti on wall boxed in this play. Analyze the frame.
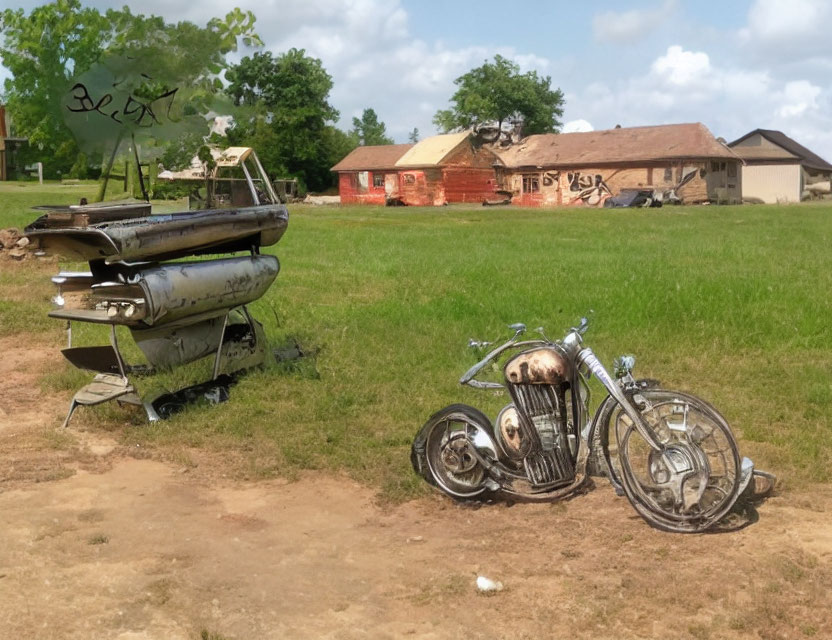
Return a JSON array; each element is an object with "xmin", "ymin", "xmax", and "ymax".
[
  {"xmin": 542, "ymin": 171, "xmax": 559, "ymax": 187},
  {"xmin": 566, "ymin": 172, "xmax": 613, "ymax": 206},
  {"xmin": 663, "ymin": 167, "xmax": 698, "ymax": 203},
  {"xmin": 509, "ymin": 164, "xmax": 709, "ymax": 207}
]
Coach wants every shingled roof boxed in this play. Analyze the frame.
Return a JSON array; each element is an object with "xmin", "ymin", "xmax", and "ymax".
[
  {"xmin": 728, "ymin": 129, "xmax": 832, "ymax": 172},
  {"xmin": 331, "ymin": 143, "xmax": 414, "ymax": 172},
  {"xmin": 394, "ymin": 131, "xmax": 471, "ymax": 168},
  {"xmin": 494, "ymin": 123, "xmax": 738, "ymax": 168}
]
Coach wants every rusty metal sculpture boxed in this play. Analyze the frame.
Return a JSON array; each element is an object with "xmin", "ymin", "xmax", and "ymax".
[
  {"xmin": 412, "ymin": 318, "xmax": 775, "ymax": 532},
  {"xmin": 26, "ymin": 149, "xmax": 288, "ymax": 426}
]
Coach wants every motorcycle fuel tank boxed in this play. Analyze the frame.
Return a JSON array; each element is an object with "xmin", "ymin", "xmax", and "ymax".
[{"xmin": 503, "ymin": 346, "xmax": 569, "ymax": 385}]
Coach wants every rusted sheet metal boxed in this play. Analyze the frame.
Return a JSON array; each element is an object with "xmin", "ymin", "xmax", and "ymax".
[
  {"xmin": 131, "ymin": 311, "xmax": 267, "ymax": 370},
  {"xmin": 504, "ymin": 347, "xmax": 568, "ymax": 385},
  {"xmin": 25, "ymin": 204, "xmax": 288, "ymax": 263},
  {"xmin": 27, "ymin": 202, "xmax": 152, "ymax": 229},
  {"xmin": 49, "ymin": 255, "xmax": 279, "ymax": 327}
]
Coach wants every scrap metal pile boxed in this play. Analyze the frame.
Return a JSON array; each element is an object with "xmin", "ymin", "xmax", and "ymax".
[{"xmin": 25, "ymin": 149, "xmax": 288, "ymax": 425}]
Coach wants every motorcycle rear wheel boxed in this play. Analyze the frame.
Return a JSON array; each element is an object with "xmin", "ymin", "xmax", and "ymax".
[
  {"xmin": 411, "ymin": 404, "xmax": 494, "ymax": 499},
  {"xmin": 612, "ymin": 390, "xmax": 742, "ymax": 532}
]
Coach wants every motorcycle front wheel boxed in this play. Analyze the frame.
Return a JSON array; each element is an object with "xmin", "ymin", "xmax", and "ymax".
[
  {"xmin": 610, "ymin": 390, "xmax": 742, "ymax": 533},
  {"xmin": 411, "ymin": 404, "xmax": 494, "ymax": 499}
]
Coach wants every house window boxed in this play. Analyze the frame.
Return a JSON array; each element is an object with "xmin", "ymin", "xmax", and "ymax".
[
  {"xmin": 522, "ymin": 173, "xmax": 540, "ymax": 193},
  {"xmin": 727, "ymin": 163, "xmax": 737, "ymax": 178},
  {"xmin": 373, "ymin": 173, "xmax": 385, "ymax": 188},
  {"xmin": 711, "ymin": 161, "xmax": 720, "ymax": 172},
  {"xmin": 357, "ymin": 171, "xmax": 369, "ymax": 192},
  {"xmin": 403, "ymin": 174, "xmax": 416, "ymax": 185},
  {"xmin": 664, "ymin": 167, "xmax": 673, "ymax": 182}
]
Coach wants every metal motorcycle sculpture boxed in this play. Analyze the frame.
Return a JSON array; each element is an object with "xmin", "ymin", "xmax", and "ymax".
[{"xmin": 411, "ymin": 318, "xmax": 774, "ymax": 532}]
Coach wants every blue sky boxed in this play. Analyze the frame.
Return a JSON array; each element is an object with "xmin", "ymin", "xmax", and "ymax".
[{"xmin": 2, "ymin": 0, "xmax": 832, "ymax": 159}]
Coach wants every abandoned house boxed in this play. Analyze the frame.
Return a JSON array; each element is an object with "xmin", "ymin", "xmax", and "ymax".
[
  {"xmin": 391, "ymin": 131, "xmax": 500, "ymax": 206},
  {"xmin": 331, "ymin": 143, "xmax": 414, "ymax": 205},
  {"xmin": 491, "ymin": 123, "xmax": 742, "ymax": 207},
  {"xmin": 332, "ymin": 132, "xmax": 500, "ymax": 206},
  {"xmin": 728, "ymin": 129, "xmax": 832, "ymax": 203}
]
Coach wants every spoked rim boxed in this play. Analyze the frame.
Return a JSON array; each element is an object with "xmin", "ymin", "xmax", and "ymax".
[
  {"xmin": 616, "ymin": 391, "xmax": 742, "ymax": 532},
  {"xmin": 425, "ymin": 413, "xmax": 489, "ymax": 498}
]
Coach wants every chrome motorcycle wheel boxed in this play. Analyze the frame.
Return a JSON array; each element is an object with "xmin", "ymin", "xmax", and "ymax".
[
  {"xmin": 411, "ymin": 404, "xmax": 494, "ymax": 499},
  {"xmin": 612, "ymin": 390, "xmax": 741, "ymax": 532}
]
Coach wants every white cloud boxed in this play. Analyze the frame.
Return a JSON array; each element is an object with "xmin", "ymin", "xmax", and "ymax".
[
  {"xmin": 592, "ymin": 0, "xmax": 677, "ymax": 44},
  {"xmin": 245, "ymin": 0, "xmax": 552, "ymax": 140},
  {"xmin": 739, "ymin": 0, "xmax": 832, "ymax": 60},
  {"xmin": 650, "ymin": 46, "xmax": 711, "ymax": 87},
  {"xmin": 563, "ymin": 43, "xmax": 832, "ymax": 160},
  {"xmin": 562, "ymin": 119, "xmax": 594, "ymax": 133},
  {"xmin": 775, "ymin": 80, "xmax": 821, "ymax": 118},
  {"xmin": 743, "ymin": 0, "xmax": 828, "ymax": 42}
]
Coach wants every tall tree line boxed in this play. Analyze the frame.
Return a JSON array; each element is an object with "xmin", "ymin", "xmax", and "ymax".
[{"xmin": 0, "ymin": 2, "xmax": 396, "ymax": 191}]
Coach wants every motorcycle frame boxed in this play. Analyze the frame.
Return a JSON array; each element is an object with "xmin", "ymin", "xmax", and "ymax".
[{"xmin": 458, "ymin": 323, "xmax": 663, "ymax": 499}]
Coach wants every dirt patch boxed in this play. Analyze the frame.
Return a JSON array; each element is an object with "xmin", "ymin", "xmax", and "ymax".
[{"xmin": 0, "ymin": 337, "xmax": 830, "ymax": 639}]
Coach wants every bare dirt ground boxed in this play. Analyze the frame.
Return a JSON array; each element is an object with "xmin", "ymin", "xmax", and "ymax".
[{"xmin": 1, "ymin": 336, "xmax": 831, "ymax": 640}]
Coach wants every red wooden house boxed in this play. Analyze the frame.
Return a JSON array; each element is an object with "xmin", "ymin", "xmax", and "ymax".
[
  {"xmin": 393, "ymin": 132, "xmax": 500, "ymax": 206},
  {"xmin": 331, "ymin": 143, "xmax": 413, "ymax": 205},
  {"xmin": 332, "ymin": 132, "xmax": 501, "ymax": 206}
]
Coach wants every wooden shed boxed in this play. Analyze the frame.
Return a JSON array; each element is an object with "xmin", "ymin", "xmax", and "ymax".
[
  {"xmin": 728, "ymin": 129, "xmax": 832, "ymax": 203},
  {"xmin": 492, "ymin": 123, "xmax": 742, "ymax": 207},
  {"xmin": 331, "ymin": 144, "xmax": 414, "ymax": 205}
]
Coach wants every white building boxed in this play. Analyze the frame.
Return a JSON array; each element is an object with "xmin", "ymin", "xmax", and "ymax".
[{"xmin": 728, "ymin": 129, "xmax": 832, "ymax": 203}]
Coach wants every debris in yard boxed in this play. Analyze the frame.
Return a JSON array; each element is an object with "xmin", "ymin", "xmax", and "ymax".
[
  {"xmin": 603, "ymin": 188, "xmax": 662, "ymax": 209},
  {"xmin": 0, "ymin": 228, "xmax": 21, "ymax": 249},
  {"xmin": 26, "ymin": 148, "xmax": 290, "ymax": 427},
  {"xmin": 482, "ymin": 191, "xmax": 512, "ymax": 207},
  {"xmin": 273, "ymin": 338, "xmax": 319, "ymax": 364},
  {"xmin": 303, "ymin": 195, "xmax": 340, "ymax": 205},
  {"xmin": 476, "ymin": 576, "xmax": 504, "ymax": 593}
]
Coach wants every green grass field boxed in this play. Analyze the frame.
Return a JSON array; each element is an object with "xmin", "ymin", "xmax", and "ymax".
[{"xmin": 2, "ymin": 182, "xmax": 831, "ymax": 498}]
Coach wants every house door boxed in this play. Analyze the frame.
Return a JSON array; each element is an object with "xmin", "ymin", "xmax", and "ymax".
[{"xmin": 706, "ymin": 161, "xmax": 728, "ymax": 202}]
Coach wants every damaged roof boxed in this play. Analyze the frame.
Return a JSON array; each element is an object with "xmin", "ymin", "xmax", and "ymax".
[
  {"xmin": 331, "ymin": 143, "xmax": 414, "ymax": 172},
  {"xmin": 494, "ymin": 123, "xmax": 738, "ymax": 168},
  {"xmin": 728, "ymin": 129, "xmax": 832, "ymax": 172},
  {"xmin": 394, "ymin": 131, "xmax": 472, "ymax": 168}
]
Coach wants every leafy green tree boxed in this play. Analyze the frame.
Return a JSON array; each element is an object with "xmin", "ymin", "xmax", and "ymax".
[
  {"xmin": 0, "ymin": 0, "xmax": 260, "ymax": 179},
  {"xmin": 433, "ymin": 54, "xmax": 564, "ymax": 137},
  {"xmin": 408, "ymin": 127, "xmax": 420, "ymax": 143},
  {"xmin": 322, "ymin": 126, "xmax": 359, "ymax": 174},
  {"xmin": 350, "ymin": 108, "xmax": 393, "ymax": 146},
  {"xmin": 226, "ymin": 49, "xmax": 345, "ymax": 191},
  {"xmin": 0, "ymin": 0, "xmax": 109, "ymax": 176}
]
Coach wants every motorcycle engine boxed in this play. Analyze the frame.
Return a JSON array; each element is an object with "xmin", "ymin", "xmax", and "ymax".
[{"xmin": 499, "ymin": 346, "xmax": 576, "ymax": 488}]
